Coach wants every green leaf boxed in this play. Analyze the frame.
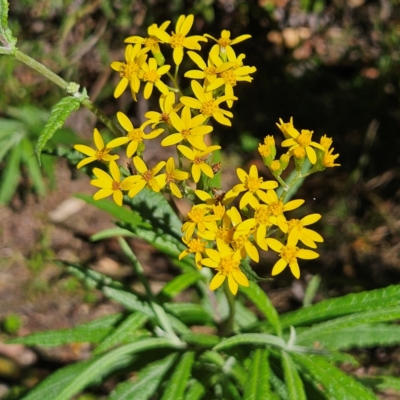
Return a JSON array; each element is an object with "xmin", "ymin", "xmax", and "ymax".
[
  {"xmin": 181, "ymin": 333, "xmax": 220, "ymax": 348},
  {"xmin": 358, "ymin": 375, "xmax": 400, "ymax": 394},
  {"xmin": 76, "ymin": 194, "xmax": 143, "ymax": 227},
  {"xmin": 158, "ymin": 271, "xmax": 203, "ymax": 300},
  {"xmin": 20, "ymin": 137, "xmax": 46, "ymax": 196},
  {"xmin": 240, "ymin": 282, "xmax": 282, "ymax": 336},
  {"xmin": 164, "ymin": 303, "xmax": 213, "ymax": 326},
  {"xmin": 235, "ymin": 300, "xmax": 258, "ymax": 330},
  {"xmin": 213, "ymin": 333, "xmax": 286, "ymax": 352},
  {"xmin": 296, "ymin": 307, "xmax": 400, "ymax": 345},
  {"xmin": 109, "ymin": 353, "xmax": 178, "ymax": 400},
  {"xmin": 0, "ymin": 0, "xmax": 17, "ymax": 50},
  {"xmin": 0, "ymin": 144, "xmax": 21, "ymax": 204},
  {"xmin": 298, "ymin": 323, "xmax": 400, "ymax": 350},
  {"xmin": 292, "ymin": 353, "xmax": 376, "ymax": 400},
  {"xmin": 7, "ymin": 314, "xmax": 121, "ymax": 346},
  {"xmin": 93, "ymin": 312, "xmax": 149, "ymax": 355},
  {"xmin": 0, "ymin": 119, "xmax": 25, "ymax": 162},
  {"xmin": 35, "ymin": 96, "xmax": 81, "ymax": 164},
  {"xmin": 302, "ymin": 274, "xmax": 321, "ymax": 307},
  {"xmin": 90, "ymin": 227, "xmax": 136, "ymax": 241},
  {"xmin": 185, "ymin": 380, "xmax": 206, "ymax": 400},
  {"xmin": 243, "ymin": 348, "xmax": 273, "ymax": 400},
  {"xmin": 280, "ymin": 285, "xmax": 400, "ymax": 328},
  {"xmin": 47, "ymin": 338, "xmax": 181, "ymax": 400},
  {"xmin": 281, "ymin": 351, "xmax": 306, "ymax": 400},
  {"xmin": 161, "ymin": 351, "xmax": 195, "ymax": 400}
]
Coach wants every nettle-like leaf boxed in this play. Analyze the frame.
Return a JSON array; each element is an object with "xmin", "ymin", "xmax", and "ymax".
[
  {"xmin": 292, "ymin": 353, "xmax": 376, "ymax": 400},
  {"xmin": 281, "ymin": 351, "xmax": 306, "ymax": 400},
  {"xmin": 7, "ymin": 314, "xmax": 121, "ymax": 347},
  {"xmin": 109, "ymin": 353, "xmax": 178, "ymax": 400},
  {"xmin": 0, "ymin": 0, "xmax": 17, "ymax": 50},
  {"xmin": 35, "ymin": 96, "xmax": 82, "ymax": 164},
  {"xmin": 280, "ymin": 284, "xmax": 400, "ymax": 328},
  {"xmin": 213, "ymin": 333, "xmax": 286, "ymax": 352}
]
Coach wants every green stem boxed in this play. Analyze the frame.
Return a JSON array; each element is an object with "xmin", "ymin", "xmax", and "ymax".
[{"xmin": 221, "ymin": 280, "xmax": 235, "ymax": 336}]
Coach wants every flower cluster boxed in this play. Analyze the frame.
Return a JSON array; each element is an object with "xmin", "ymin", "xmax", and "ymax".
[{"xmin": 73, "ymin": 15, "xmax": 339, "ymax": 295}]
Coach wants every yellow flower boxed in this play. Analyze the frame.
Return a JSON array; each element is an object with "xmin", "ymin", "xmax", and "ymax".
[
  {"xmin": 276, "ymin": 116, "xmax": 299, "ymax": 139},
  {"xmin": 110, "ymin": 44, "xmax": 147, "ymax": 100},
  {"xmin": 204, "ymin": 30, "xmax": 251, "ymax": 57},
  {"xmin": 177, "ymin": 144, "xmax": 221, "ymax": 183},
  {"xmin": 180, "ymin": 80, "xmax": 237, "ymax": 126},
  {"xmin": 184, "ymin": 48, "xmax": 234, "ymax": 87},
  {"xmin": 90, "ymin": 160, "xmax": 131, "ymax": 206},
  {"xmin": 232, "ymin": 164, "xmax": 278, "ymax": 210},
  {"xmin": 108, "ymin": 112, "xmax": 163, "ymax": 158},
  {"xmin": 194, "ymin": 189, "xmax": 238, "ymax": 206},
  {"xmin": 279, "ymin": 121, "xmax": 325, "ymax": 164},
  {"xmin": 266, "ymin": 231, "xmax": 319, "ymax": 279},
  {"xmin": 161, "ymin": 157, "xmax": 190, "ymax": 198},
  {"xmin": 202, "ymin": 239, "xmax": 249, "ymax": 295},
  {"xmin": 122, "ymin": 156, "xmax": 166, "ymax": 198},
  {"xmin": 145, "ymin": 92, "xmax": 182, "ymax": 127},
  {"xmin": 161, "ymin": 106, "xmax": 212, "ymax": 149},
  {"xmin": 154, "ymin": 14, "xmax": 207, "ymax": 65},
  {"xmin": 125, "ymin": 21, "xmax": 171, "ymax": 55},
  {"xmin": 322, "ymin": 147, "xmax": 340, "ymax": 168},
  {"xmin": 206, "ymin": 48, "xmax": 256, "ymax": 108},
  {"xmin": 74, "ymin": 128, "xmax": 119, "ymax": 169},
  {"xmin": 141, "ymin": 58, "xmax": 171, "ymax": 99},
  {"xmin": 179, "ymin": 236, "xmax": 207, "ymax": 270},
  {"xmin": 280, "ymin": 214, "xmax": 324, "ymax": 249},
  {"xmin": 182, "ymin": 204, "xmax": 219, "ymax": 240}
]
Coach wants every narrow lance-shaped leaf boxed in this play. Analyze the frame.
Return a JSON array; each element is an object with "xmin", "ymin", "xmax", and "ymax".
[
  {"xmin": 0, "ymin": 144, "xmax": 21, "ymax": 205},
  {"xmin": 35, "ymin": 96, "xmax": 81, "ymax": 164},
  {"xmin": 243, "ymin": 348, "xmax": 274, "ymax": 400},
  {"xmin": 213, "ymin": 333, "xmax": 286, "ymax": 352},
  {"xmin": 0, "ymin": 0, "xmax": 17, "ymax": 50},
  {"xmin": 281, "ymin": 351, "xmax": 306, "ymax": 400}
]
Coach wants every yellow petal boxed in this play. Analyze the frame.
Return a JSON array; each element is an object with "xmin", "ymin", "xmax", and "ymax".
[
  {"xmin": 228, "ymin": 274, "xmax": 239, "ymax": 295},
  {"xmin": 210, "ymin": 273, "xmax": 225, "ymax": 291},
  {"xmin": 271, "ymin": 258, "xmax": 288, "ymax": 276},
  {"xmin": 117, "ymin": 112, "xmax": 134, "ymax": 132}
]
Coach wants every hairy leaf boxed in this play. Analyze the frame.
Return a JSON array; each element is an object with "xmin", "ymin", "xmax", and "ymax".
[
  {"xmin": 185, "ymin": 380, "xmax": 206, "ymax": 400},
  {"xmin": 281, "ymin": 351, "xmax": 306, "ymax": 400},
  {"xmin": 0, "ymin": 0, "xmax": 17, "ymax": 49},
  {"xmin": 213, "ymin": 333, "xmax": 286, "ymax": 352},
  {"xmin": 158, "ymin": 271, "xmax": 203, "ymax": 300},
  {"xmin": 0, "ymin": 144, "xmax": 21, "ymax": 204}
]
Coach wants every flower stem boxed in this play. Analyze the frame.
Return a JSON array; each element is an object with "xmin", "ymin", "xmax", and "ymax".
[{"xmin": 221, "ymin": 280, "xmax": 236, "ymax": 336}]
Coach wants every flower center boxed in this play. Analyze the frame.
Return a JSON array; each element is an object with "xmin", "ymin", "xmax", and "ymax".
[
  {"xmin": 181, "ymin": 128, "xmax": 191, "ymax": 139},
  {"xmin": 143, "ymin": 70, "xmax": 159, "ymax": 83},
  {"xmin": 112, "ymin": 181, "xmax": 121, "ymax": 191},
  {"xmin": 280, "ymin": 245, "xmax": 299, "ymax": 264},
  {"xmin": 221, "ymin": 69, "xmax": 236, "ymax": 86},
  {"xmin": 216, "ymin": 227, "xmax": 234, "ymax": 244},
  {"xmin": 127, "ymin": 129, "xmax": 143, "ymax": 142},
  {"xmin": 232, "ymin": 234, "xmax": 247, "ymax": 250},
  {"xmin": 268, "ymin": 201, "xmax": 284, "ymax": 216},
  {"xmin": 121, "ymin": 62, "xmax": 140, "ymax": 80},
  {"xmin": 161, "ymin": 112, "xmax": 170, "ymax": 123},
  {"xmin": 166, "ymin": 172, "xmax": 175, "ymax": 184},
  {"xmin": 193, "ymin": 155, "xmax": 205, "ymax": 165},
  {"xmin": 170, "ymin": 32, "xmax": 184, "ymax": 48},
  {"xmin": 200, "ymin": 100, "xmax": 217, "ymax": 116},
  {"xmin": 293, "ymin": 146, "xmax": 306, "ymax": 159},
  {"xmin": 297, "ymin": 130, "xmax": 313, "ymax": 146},
  {"xmin": 245, "ymin": 176, "xmax": 263, "ymax": 193},
  {"xmin": 204, "ymin": 66, "xmax": 217, "ymax": 76},
  {"xmin": 287, "ymin": 219, "xmax": 302, "ymax": 232},
  {"xmin": 217, "ymin": 38, "xmax": 231, "ymax": 48},
  {"xmin": 218, "ymin": 254, "xmax": 239, "ymax": 276},
  {"xmin": 254, "ymin": 205, "xmax": 272, "ymax": 225},
  {"xmin": 144, "ymin": 37, "xmax": 158, "ymax": 50},
  {"xmin": 95, "ymin": 149, "xmax": 106, "ymax": 160},
  {"xmin": 188, "ymin": 206, "xmax": 207, "ymax": 223},
  {"xmin": 187, "ymin": 238, "xmax": 206, "ymax": 253}
]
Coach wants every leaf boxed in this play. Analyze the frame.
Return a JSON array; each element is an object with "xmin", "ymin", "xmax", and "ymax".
[
  {"xmin": 90, "ymin": 227, "xmax": 136, "ymax": 241},
  {"xmin": 7, "ymin": 314, "xmax": 121, "ymax": 347},
  {"xmin": 235, "ymin": 300, "xmax": 258, "ymax": 330},
  {"xmin": 296, "ymin": 306, "xmax": 400, "ymax": 344},
  {"xmin": 281, "ymin": 351, "xmax": 306, "ymax": 400},
  {"xmin": 0, "ymin": 144, "xmax": 21, "ymax": 205},
  {"xmin": 280, "ymin": 285, "xmax": 400, "ymax": 328},
  {"xmin": 181, "ymin": 333, "xmax": 220, "ymax": 348},
  {"xmin": 298, "ymin": 323, "xmax": 400, "ymax": 350},
  {"xmin": 93, "ymin": 312, "xmax": 149, "ymax": 354},
  {"xmin": 292, "ymin": 353, "xmax": 376, "ymax": 400},
  {"xmin": 158, "ymin": 271, "xmax": 203, "ymax": 300},
  {"xmin": 240, "ymin": 282, "xmax": 282, "ymax": 336},
  {"xmin": 358, "ymin": 375, "xmax": 400, "ymax": 394},
  {"xmin": 243, "ymin": 348, "xmax": 273, "ymax": 400},
  {"xmin": 76, "ymin": 194, "xmax": 144, "ymax": 227},
  {"xmin": 302, "ymin": 274, "xmax": 321, "ymax": 307},
  {"xmin": 109, "ymin": 353, "xmax": 178, "ymax": 400},
  {"xmin": 161, "ymin": 351, "xmax": 195, "ymax": 400},
  {"xmin": 0, "ymin": 0, "xmax": 17, "ymax": 50},
  {"xmin": 185, "ymin": 380, "xmax": 206, "ymax": 400},
  {"xmin": 49, "ymin": 338, "xmax": 181, "ymax": 400},
  {"xmin": 164, "ymin": 303, "xmax": 214, "ymax": 326},
  {"xmin": 35, "ymin": 96, "xmax": 81, "ymax": 164},
  {"xmin": 213, "ymin": 333, "xmax": 286, "ymax": 352}
]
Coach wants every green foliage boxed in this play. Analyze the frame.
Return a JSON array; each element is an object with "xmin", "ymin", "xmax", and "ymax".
[
  {"xmin": 0, "ymin": 0, "xmax": 17, "ymax": 51},
  {"xmin": 2, "ymin": 313, "xmax": 22, "ymax": 334}
]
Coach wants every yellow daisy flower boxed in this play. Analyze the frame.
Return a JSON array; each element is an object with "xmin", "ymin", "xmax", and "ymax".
[
  {"xmin": 182, "ymin": 204, "xmax": 219, "ymax": 240},
  {"xmin": 232, "ymin": 164, "xmax": 278, "ymax": 210},
  {"xmin": 276, "ymin": 116, "xmax": 299, "ymax": 139},
  {"xmin": 322, "ymin": 147, "xmax": 340, "ymax": 168},
  {"xmin": 204, "ymin": 29, "xmax": 251, "ymax": 57},
  {"xmin": 74, "ymin": 128, "xmax": 119, "ymax": 169},
  {"xmin": 141, "ymin": 58, "xmax": 171, "ymax": 99},
  {"xmin": 122, "ymin": 156, "xmax": 166, "ymax": 198},
  {"xmin": 110, "ymin": 44, "xmax": 147, "ymax": 100},
  {"xmin": 266, "ymin": 231, "xmax": 319, "ymax": 279},
  {"xmin": 108, "ymin": 112, "xmax": 163, "ymax": 158},
  {"xmin": 280, "ymin": 214, "xmax": 324, "ymax": 249},
  {"xmin": 177, "ymin": 144, "xmax": 221, "ymax": 183},
  {"xmin": 202, "ymin": 239, "xmax": 249, "ymax": 295},
  {"xmin": 90, "ymin": 160, "xmax": 131, "ymax": 206},
  {"xmin": 162, "ymin": 157, "xmax": 190, "ymax": 198},
  {"xmin": 161, "ymin": 106, "xmax": 212, "ymax": 150},
  {"xmin": 124, "ymin": 21, "xmax": 171, "ymax": 55},
  {"xmin": 154, "ymin": 14, "xmax": 207, "ymax": 65},
  {"xmin": 179, "ymin": 236, "xmax": 207, "ymax": 270},
  {"xmin": 145, "ymin": 92, "xmax": 182, "ymax": 128},
  {"xmin": 180, "ymin": 80, "xmax": 237, "ymax": 126}
]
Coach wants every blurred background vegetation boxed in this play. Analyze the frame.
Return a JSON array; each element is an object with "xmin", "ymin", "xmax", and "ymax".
[{"xmin": 1, "ymin": 0, "xmax": 400, "ymax": 397}]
